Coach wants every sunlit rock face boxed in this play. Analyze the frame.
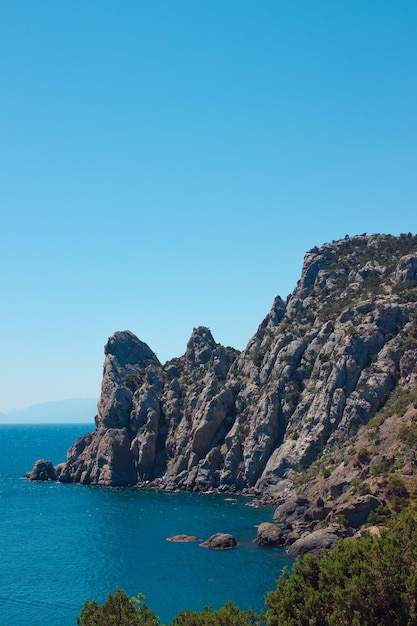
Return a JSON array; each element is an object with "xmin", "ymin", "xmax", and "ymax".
[{"xmin": 30, "ymin": 234, "xmax": 417, "ymax": 494}]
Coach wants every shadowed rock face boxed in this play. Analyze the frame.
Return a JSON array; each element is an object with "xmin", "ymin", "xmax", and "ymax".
[
  {"xmin": 104, "ymin": 330, "xmax": 158, "ymax": 367},
  {"xmin": 29, "ymin": 235, "xmax": 417, "ymax": 499},
  {"xmin": 27, "ymin": 459, "xmax": 57, "ymax": 481},
  {"xmin": 56, "ymin": 427, "xmax": 137, "ymax": 486},
  {"xmin": 287, "ymin": 528, "xmax": 342, "ymax": 556}
]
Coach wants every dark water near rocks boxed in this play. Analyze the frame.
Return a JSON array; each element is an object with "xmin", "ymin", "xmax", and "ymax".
[{"xmin": 0, "ymin": 424, "xmax": 292, "ymax": 625}]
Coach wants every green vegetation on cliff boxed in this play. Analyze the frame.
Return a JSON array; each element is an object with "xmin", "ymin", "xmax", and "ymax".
[{"xmin": 77, "ymin": 506, "xmax": 417, "ymax": 626}]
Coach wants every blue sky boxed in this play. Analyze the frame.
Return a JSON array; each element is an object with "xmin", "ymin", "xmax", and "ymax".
[{"xmin": 1, "ymin": 1, "xmax": 416, "ymax": 413}]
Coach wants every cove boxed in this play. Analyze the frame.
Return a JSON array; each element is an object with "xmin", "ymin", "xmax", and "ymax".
[{"xmin": 0, "ymin": 425, "xmax": 292, "ymax": 625}]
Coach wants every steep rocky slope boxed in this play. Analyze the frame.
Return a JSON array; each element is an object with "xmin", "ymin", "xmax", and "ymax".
[{"xmin": 29, "ymin": 235, "xmax": 417, "ymax": 521}]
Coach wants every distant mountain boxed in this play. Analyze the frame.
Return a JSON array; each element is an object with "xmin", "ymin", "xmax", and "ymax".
[{"xmin": 0, "ymin": 399, "xmax": 98, "ymax": 424}]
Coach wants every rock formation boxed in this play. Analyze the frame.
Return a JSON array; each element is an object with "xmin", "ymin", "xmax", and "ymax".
[
  {"xmin": 255, "ymin": 522, "xmax": 285, "ymax": 547},
  {"xmin": 287, "ymin": 527, "xmax": 345, "ymax": 556},
  {"xmin": 166, "ymin": 535, "xmax": 200, "ymax": 542},
  {"xmin": 200, "ymin": 533, "xmax": 237, "ymax": 550},
  {"xmin": 29, "ymin": 234, "xmax": 417, "ymax": 547},
  {"xmin": 28, "ymin": 459, "xmax": 58, "ymax": 481}
]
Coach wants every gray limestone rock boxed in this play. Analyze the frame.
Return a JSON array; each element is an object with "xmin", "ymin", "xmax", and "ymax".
[
  {"xmin": 395, "ymin": 255, "xmax": 417, "ymax": 283},
  {"xmin": 287, "ymin": 528, "xmax": 342, "ymax": 556},
  {"xmin": 104, "ymin": 330, "xmax": 158, "ymax": 367},
  {"xmin": 273, "ymin": 498, "xmax": 311, "ymax": 523},
  {"xmin": 186, "ymin": 327, "xmax": 216, "ymax": 368},
  {"xmin": 331, "ymin": 495, "xmax": 382, "ymax": 528}
]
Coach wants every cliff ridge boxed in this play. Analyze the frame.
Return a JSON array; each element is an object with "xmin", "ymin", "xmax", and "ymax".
[{"xmin": 28, "ymin": 234, "xmax": 417, "ymax": 528}]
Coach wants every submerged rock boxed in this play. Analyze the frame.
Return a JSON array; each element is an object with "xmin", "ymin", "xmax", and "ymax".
[{"xmin": 166, "ymin": 534, "xmax": 200, "ymax": 542}]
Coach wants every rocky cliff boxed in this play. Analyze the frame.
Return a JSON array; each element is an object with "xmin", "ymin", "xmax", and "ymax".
[{"xmin": 29, "ymin": 235, "xmax": 417, "ymax": 520}]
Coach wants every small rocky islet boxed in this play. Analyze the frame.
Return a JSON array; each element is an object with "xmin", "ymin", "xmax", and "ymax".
[{"xmin": 28, "ymin": 233, "xmax": 417, "ymax": 555}]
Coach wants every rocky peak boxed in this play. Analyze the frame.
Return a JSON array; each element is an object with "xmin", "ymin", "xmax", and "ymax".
[
  {"xmin": 96, "ymin": 331, "xmax": 160, "ymax": 432},
  {"xmin": 104, "ymin": 330, "xmax": 159, "ymax": 367},
  {"xmin": 268, "ymin": 295, "xmax": 286, "ymax": 326},
  {"xmin": 186, "ymin": 326, "xmax": 217, "ymax": 368}
]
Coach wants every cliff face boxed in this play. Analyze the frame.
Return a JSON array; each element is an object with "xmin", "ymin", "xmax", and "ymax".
[{"xmin": 50, "ymin": 235, "xmax": 417, "ymax": 493}]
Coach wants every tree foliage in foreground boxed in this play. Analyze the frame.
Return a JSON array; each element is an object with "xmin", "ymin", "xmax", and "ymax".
[
  {"xmin": 77, "ymin": 589, "xmax": 262, "ymax": 626},
  {"xmin": 266, "ymin": 506, "xmax": 417, "ymax": 626},
  {"xmin": 171, "ymin": 601, "xmax": 265, "ymax": 625},
  {"xmin": 76, "ymin": 588, "xmax": 159, "ymax": 626},
  {"xmin": 76, "ymin": 506, "xmax": 417, "ymax": 625}
]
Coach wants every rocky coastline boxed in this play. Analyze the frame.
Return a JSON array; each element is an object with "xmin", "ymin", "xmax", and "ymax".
[{"xmin": 27, "ymin": 234, "xmax": 417, "ymax": 554}]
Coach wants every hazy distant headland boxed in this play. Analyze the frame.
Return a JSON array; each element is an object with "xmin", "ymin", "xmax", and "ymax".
[{"xmin": 0, "ymin": 398, "xmax": 98, "ymax": 424}]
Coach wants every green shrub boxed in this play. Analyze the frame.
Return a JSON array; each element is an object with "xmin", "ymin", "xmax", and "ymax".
[
  {"xmin": 385, "ymin": 473, "xmax": 408, "ymax": 499},
  {"xmin": 77, "ymin": 589, "xmax": 159, "ymax": 626},
  {"xmin": 284, "ymin": 391, "xmax": 299, "ymax": 404},
  {"xmin": 348, "ymin": 424, "xmax": 358, "ymax": 437},
  {"xmin": 172, "ymin": 601, "xmax": 265, "ymax": 625},
  {"xmin": 398, "ymin": 421, "xmax": 417, "ymax": 446},
  {"xmin": 386, "ymin": 473, "xmax": 404, "ymax": 494},
  {"xmin": 321, "ymin": 466, "xmax": 332, "ymax": 478},
  {"xmin": 359, "ymin": 482, "xmax": 371, "ymax": 495},
  {"xmin": 266, "ymin": 506, "xmax": 417, "ymax": 626},
  {"xmin": 356, "ymin": 447, "xmax": 371, "ymax": 465},
  {"xmin": 124, "ymin": 373, "xmax": 139, "ymax": 389},
  {"xmin": 347, "ymin": 478, "xmax": 370, "ymax": 494},
  {"xmin": 367, "ymin": 504, "xmax": 391, "ymax": 525},
  {"xmin": 370, "ymin": 458, "xmax": 392, "ymax": 476},
  {"xmin": 77, "ymin": 591, "xmax": 264, "ymax": 626},
  {"xmin": 332, "ymin": 513, "xmax": 348, "ymax": 526},
  {"xmin": 251, "ymin": 346, "xmax": 264, "ymax": 367},
  {"xmin": 346, "ymin": 325, "xmax": 358, "ymax": 335},
  {"xmin": 382, "ymin": 387, "xmax": 417, "ymax": 419}
]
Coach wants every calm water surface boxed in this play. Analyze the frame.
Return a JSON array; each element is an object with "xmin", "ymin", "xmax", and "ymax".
[{"xmin": 0, "ymin": 425, "xmax": 292, "ymax": 625}]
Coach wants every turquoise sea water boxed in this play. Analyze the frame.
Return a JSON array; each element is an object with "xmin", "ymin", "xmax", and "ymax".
[{"xmin": 0, "ymin": 425, "xmax": 292, "ymax": 625}]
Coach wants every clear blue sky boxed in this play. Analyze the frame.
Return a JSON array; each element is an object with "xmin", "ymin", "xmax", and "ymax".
[{"xmin": 1, "ymin": 1, "xmax": 416, "ymax": 413}]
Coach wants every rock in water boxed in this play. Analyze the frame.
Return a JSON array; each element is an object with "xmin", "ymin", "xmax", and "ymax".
[
  {"xmin": 200, "ymin": 533, "xmax": 237, "ymax": 550},
  {"xmin": 26, "ymin": 459, "xmax": 57, "ymax": 481},
  {"xmin": 255, "ymin": 522, "xmax": 285, "ymax": 547},
  {"xmin": 166, "ymin": 535, "xmax": 200, "ymax": 542}
]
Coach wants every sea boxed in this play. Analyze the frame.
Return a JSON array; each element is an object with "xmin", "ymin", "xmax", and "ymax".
[{"xmin": 0, "ymin": 424, "xmax": 292, "ymax": 626}]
